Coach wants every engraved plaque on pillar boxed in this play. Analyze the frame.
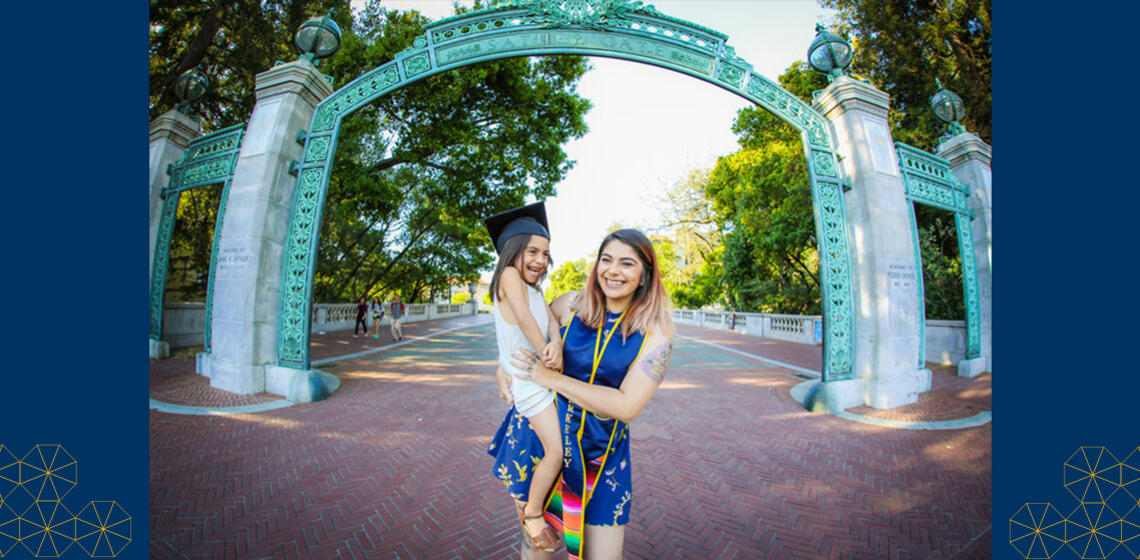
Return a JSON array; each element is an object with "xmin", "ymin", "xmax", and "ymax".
[
  {"xmin": 866, "ymin": 120, "xmax": 899, "ymax": 176},
  {"xmin": 887, "ymin": 259, "xmax": 918, "ymax": 333}
]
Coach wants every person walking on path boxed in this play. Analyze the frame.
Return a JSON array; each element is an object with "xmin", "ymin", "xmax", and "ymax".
[
  {"xmin": 370, "ymin": 296, "xmax": 385, "ymax": 339},
  {"xmin": 489, "ymin": 228, "xmax": 676, "ymax": 560},
  {"xmin": 389, "ymin": 294, "xmax": 405, "ymax": 341},
  {"xmin": 353, "ymin": 296, "xmax": 368, "ymax": 338}
]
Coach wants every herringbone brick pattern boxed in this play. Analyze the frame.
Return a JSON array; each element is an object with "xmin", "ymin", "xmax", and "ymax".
[
  {"xmin": 678, "ymin": 324, "xmax": 992, "ymax": 424},
  {"xmin": 151, "ymin": 318, "xmax": 991, "ymax": 559}
]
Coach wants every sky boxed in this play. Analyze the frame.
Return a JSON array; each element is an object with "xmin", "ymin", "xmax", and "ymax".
[{"xmin": 351, "ymin": 0, "xmax": 836, "ymax": 278}]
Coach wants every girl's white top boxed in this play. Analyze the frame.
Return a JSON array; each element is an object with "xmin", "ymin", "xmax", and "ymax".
[{"xmin": 493, "ymin": 283, "xmax": 556, "ymax": 417}]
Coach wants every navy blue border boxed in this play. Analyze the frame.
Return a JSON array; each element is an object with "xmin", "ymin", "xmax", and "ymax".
[
  {"xmin": 992, "ymin": 3, "xmax": 1139, "ymax": 560},
  {"xmin": 1, "ymin": 3, "xmax": 149, "ymax": 559},
  {"xmin": 2, "ymin": 3, "xmax": 1131, "ymax": 559}
]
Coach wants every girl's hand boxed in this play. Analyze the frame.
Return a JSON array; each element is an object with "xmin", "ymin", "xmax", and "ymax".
[
  {"xmin": 496, "ymin": 366, "xmax": 513, "ymax": 403},
  {"xmin": 541, "ymin": 340, "xmax": 563, "ymax": 371}
]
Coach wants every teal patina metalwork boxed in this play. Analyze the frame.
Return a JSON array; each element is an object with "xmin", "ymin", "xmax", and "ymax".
[
  {"xmin": 277, "ymin": 0, "xmax": 856, "ymax": 380},
  {"xmin": 149, "ymin": 124, "xmax": 245, "ymax": 353},
  {"xmin": 895, "ymin": 142, "xmax": 982, "ymax": 361},
  {"xmin": 906, "ymin": 201, "xmax": 926, "ymax": 367}
]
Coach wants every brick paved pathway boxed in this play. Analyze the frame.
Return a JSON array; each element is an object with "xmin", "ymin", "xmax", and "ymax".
[{"xmin": 150, "ymin": 317, "xmax": 990, "ymax": 559}]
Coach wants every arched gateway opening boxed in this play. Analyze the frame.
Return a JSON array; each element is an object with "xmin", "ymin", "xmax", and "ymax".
[{"xmin": 275, "ymin": 0, "xmax": 855, "ymax": 380}]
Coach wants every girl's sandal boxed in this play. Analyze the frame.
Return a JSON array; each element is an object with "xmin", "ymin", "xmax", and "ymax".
[{"xmin": 520, "ymin": 511, "xmax": 559, "ymax": 552}]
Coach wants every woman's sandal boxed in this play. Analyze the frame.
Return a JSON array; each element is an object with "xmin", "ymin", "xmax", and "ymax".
[{"xmin": 520, "ymin": 511, "xmax": 559, "ymax": 552}]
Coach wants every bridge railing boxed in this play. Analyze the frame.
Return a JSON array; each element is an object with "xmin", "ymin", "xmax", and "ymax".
[
  {"xmin": 673, "ymin": 309, "xmax": 821, "ymax": 345},
  {"xmin": 162, "ymin": 301, "xmax": 478, "ymax": 348},
  {"xmin": 671, "ymin": 309, "xmax": 968, "ymax": 365}
]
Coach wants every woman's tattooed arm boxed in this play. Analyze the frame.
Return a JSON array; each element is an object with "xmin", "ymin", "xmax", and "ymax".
[{"xmin": 639, "ymin": 342, "xmax": 673, "ymax": 385}]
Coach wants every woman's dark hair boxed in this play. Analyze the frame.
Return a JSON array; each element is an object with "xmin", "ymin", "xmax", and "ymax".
[{"xmin": 489, "ymin": 234, "xmax": 552, "ymax": 302}]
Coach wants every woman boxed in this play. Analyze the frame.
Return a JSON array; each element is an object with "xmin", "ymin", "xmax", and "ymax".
[{"xmin": 489, "ymin": 229, "xmax": 675, "ymax": 559}]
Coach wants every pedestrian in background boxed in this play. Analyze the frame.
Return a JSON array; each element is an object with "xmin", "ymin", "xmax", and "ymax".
[
  {"xmin": 389, "ymin": 294, "xmax": 405, "ymax": 341},
  {"xmin": 371, "ymin": 296, "xmax": 385, "ymax": 339},
  {"xmin": 353, "ymin": 296, "xmax": 368, "ymax": 338}
]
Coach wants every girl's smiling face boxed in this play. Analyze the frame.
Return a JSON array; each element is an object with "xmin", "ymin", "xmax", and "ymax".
[
  {"xmin": 516, "ymin": 235, "xmax": 551, "ymax": 285},
  {"xmin": 595, "ymin": 239, "xmax": 644, "ymax": 310}
]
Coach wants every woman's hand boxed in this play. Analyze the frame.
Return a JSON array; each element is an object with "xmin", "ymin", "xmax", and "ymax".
[
  {"xmin": 541, "ymin": 340, "xmax": 563, "ymax": 371},
  {"xmin": 511, "ymin": 349, "xmax": 556, "ymax": 386},
  {"xmin": 496, "ymin": 366, "xmax": 513, "ymax": 403}
]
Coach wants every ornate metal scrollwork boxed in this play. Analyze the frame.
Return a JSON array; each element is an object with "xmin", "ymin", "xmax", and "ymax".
[
  {"xmin": 895, "ymin": 142, "xmax": 982, "ymax": 362},
  {"xmin": 275, "ymin": 1, "xmax": 857, "ymax": 380},
  {"xmin": 149, "ymin": 125, "xmax": 245, "ymax": 349}
]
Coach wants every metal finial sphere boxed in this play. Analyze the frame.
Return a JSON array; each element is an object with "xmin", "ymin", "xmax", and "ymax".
[
  {"xmin": 807, "ymin": 23, "xmax": 852, "ymax": 80},
  {"xmin": 931, "ymin": 82, "xmax": 966, "ymax": 125},
  {"xmin": 174, "ymin": 67, "xmax": 209, "ymax": 104},
  {"xmin": 295, "ymin": 9, "xmax": 342, "ymax": 60}
]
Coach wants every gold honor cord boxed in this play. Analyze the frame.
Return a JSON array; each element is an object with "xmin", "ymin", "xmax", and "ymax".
[{"xmin": 573, "ymin": 308, "xmax": 628, "ymax": 547}]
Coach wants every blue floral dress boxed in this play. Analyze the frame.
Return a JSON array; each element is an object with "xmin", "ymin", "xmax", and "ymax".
[{"xmin": 488, "ymin": 310, "xmax": 646, "ymax": 558}]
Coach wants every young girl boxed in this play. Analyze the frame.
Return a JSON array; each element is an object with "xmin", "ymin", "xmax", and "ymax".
[{"xmin": 485, "ymin": 202, "xmax": 564, "ymax": 552}]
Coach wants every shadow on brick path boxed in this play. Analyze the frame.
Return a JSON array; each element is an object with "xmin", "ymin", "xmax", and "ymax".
[{"xmin": 150, "ymin": 315, "xmax": 990, "ymax": 559}]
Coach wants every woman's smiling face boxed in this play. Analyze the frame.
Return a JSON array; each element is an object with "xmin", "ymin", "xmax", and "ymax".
[
  {"xmin": 515, "ymin": 235, "xmax": 551, "ymax": 285},
  {"xmin": 595, "ymin": 239, "xmax": 643, "ymax": 310}
]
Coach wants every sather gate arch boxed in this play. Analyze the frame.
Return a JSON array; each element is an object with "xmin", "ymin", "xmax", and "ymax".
[{"xmin": 274, "ymin": 0, "xmax": 856, "ymax": 379}]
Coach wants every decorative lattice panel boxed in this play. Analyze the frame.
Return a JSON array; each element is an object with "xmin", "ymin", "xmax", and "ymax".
[{"xmin": 277, "ymin": 0, "xmax": 855, "ymax": 379}]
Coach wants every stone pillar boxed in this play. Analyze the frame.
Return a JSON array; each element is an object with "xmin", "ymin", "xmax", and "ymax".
[
  {"xmin": 937, "ymin": 133, "xmax": 993, "ymax": 374},
  {"xmin": 205, "ymin": 60, "xmax": 333, "ymax": 395},
  {"xmin": 149, "ymin": 109, "xmax": 200, "ymax": 281},
  {"xmin": 813, "ymin": 77, "xmax": 930, "ymax": 409}
]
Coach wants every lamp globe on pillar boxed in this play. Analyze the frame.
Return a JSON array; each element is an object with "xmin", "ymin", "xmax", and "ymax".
[
  {"xmin": 295, "ymin": 9, "xmax": 342, "ymax": 64},
  {"xmin": 173, "ymin": 66, "xmax": 209, "ymax": 115},
  {"xmin": 807, "ymin": 23, "xmax": 853, "ymax": 82},
  {"xmin": 931, "ymin": 78, "xmax": 967, "ymax": 139}
]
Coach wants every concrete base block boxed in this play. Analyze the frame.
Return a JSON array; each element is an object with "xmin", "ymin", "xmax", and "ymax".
[
  {"xmin": 209, "ymin": 359, "xmax": 265, "ymax": 395},
  {"xmin": 958, "ymin": 357, "xmax": 986, "ymax": 378},
  {"xmin": 802, "ymin": 379, "xmax": 866, "ymax": 414},
  {"xmin": 917, "ymin": 368, "xmax": 932, "ymax": 393},
  {"xmin": 149, "ymin": 339, "xmax": 170, "ymax": 360},
  {"xmin": 196, "ymin": 352, "xmax": 211, "ymax": 377},
  {"xmin": 266, "ymin": 366, "xmax": 340, "ymax": 403},
  {"xmin": 866, "ymin": 367, "xmax": 931, "ymax": 409}
]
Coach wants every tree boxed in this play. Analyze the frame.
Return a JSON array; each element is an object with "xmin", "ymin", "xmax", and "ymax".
[
  {"xmin": 164, "ymin": 186, "xmax": 222, "ymax": 301},
  {"xmin": 149, "ymin": 0, "xmax": 352, "ymax": 129},
  {"xmin": 653, "ymin": 168, "xmax": 725, "ymax": 309},
  {"xmin": 704, "ymin": 63, "xmax": 825, "ymax": 314},
  {"xmin": 545, "ymin": 258, "xmax": 590, "ymax": 303},
  {"xmin": 821, "ymin": 0, "xmax": 991, "ymax": 149},
  {"xmin": 913, "ymin": 204, "xmax": 964, "ymax": 320},
  {"xmin": 150, "ymin": 1, "xmax": 591, "ymax": 304},
  {"xmin": 312, "ymin": 2, "xmax": 590, "ymax": 302}
]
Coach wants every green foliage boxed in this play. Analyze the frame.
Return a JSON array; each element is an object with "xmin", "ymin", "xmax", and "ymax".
[
  {"xmin": 313, "ymin": 2, "xmax": 590, "ymax": 302},
  {"xmin": 545, "ymin": 258, "xmax": 590, "ymax": 303},
  {"xmin": 165, "ymin": 186, "xmax": 222, "ymax": 301},
  {"xmin": 822, "ymin": 0, "xmax": 991, "ymax": 148},
  {"xmin": 150, "ymin": 1, "xmax": 590, "ymax": 304},
  {"xmin": 914, "ymin": 205, "xmax": 964, "ymax": 320},
  {"xmin": 703, "ymin": 63, "xmax": 823, "ymax": 314},
  {"xmin": 149, "ymin": 0, "xmax": 352, "ymax": 129},
  {"xmin": 655, "ymin": 168, "xmax": 725, "ymax": 309}
]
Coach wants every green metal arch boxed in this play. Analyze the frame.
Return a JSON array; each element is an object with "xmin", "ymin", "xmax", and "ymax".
[
  {"xmin": 895, "ymin": 142, "xmax": 982, "ymax": 364},
  {"xmin": 277, "ymin": 0, "xmax": 855, "ymax": 380},
  {"xmin": 149, "ymin": 123, "xmax": 246, "ymax": 352}
]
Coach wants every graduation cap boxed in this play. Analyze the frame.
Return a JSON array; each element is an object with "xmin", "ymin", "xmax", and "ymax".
[{"xmin": 484, "ymin": 201, "xmax": 550, "ymax": 254}]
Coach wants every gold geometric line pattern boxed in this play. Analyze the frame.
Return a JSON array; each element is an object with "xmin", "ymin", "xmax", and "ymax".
[
  {"xmin": 1012, "ymin": 446, "xmax": 1140, "ymax": 559},
  {"xmin": 0, "ymin": 445, "xmax": 130, "ymax": 558}
]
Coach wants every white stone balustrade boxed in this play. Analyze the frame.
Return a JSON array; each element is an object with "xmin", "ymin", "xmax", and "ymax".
[
  {"xmin": 671, "ymin": 309, "xmax": 966, "ymax": 367},
  {"xmin": 161, "ymin": 301, "xmax": 478, "ymax": 348}
]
